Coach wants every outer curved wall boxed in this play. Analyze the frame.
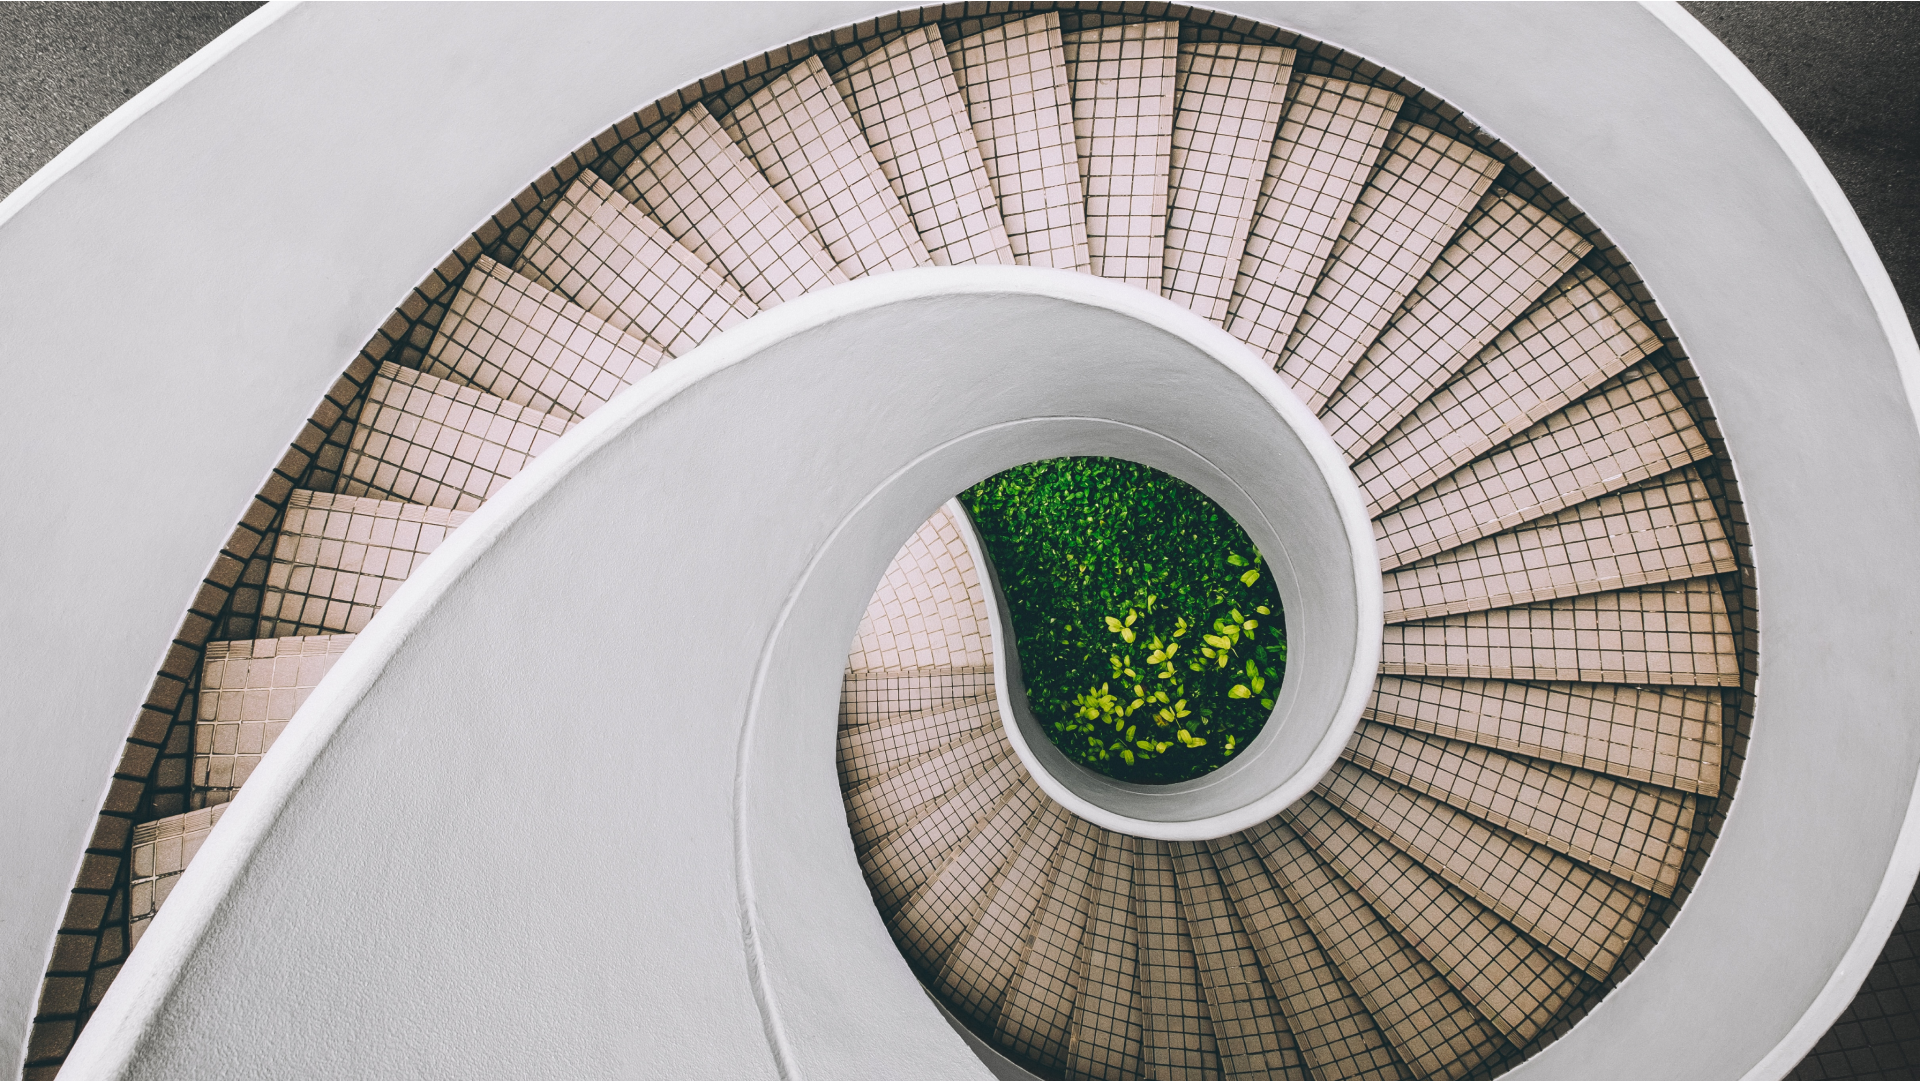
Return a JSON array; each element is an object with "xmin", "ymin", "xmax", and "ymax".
[{"xmin": 3, "ymin": 3, "xmax": 1916, "ymax": 1079}]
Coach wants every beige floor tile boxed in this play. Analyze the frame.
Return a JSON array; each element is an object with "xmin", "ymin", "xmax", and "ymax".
[
  {"xmin": 1068, "ymin": 832, "xmax": 1146, "ymax": 1081},
  {"xmin": 895, "ymin": 777, "xmax": 1049, "ymax": 971},
  {"xmin": 994, "ymin": 816, "xmax": 1103, "ymax": 1072},
  {"xmin": 862, "ymin": 756, "xmax": 1021, "ymax": 914},
  {"xmin": 1136, "ymin": 839, "xmax": 1224, "ymax": 1080},
  {"xmin": 1063, "ymin": 21, "xmax": 1179, "ymax": 289},
  {"xmin": 846, "ymin": 506, "xmax": 992, "ymax": 672},
  {"xmin": 194, "ymin": 634, "xmax": 353, "ymax": 805},
  {"xmin": 1169, "ymin": 841, "xmax": 1310, "ymax": 1081},
  {"xmin": 936, "ymin": 800, "xmax": 1072, "ymax": 1027},
  {"xmin": 256, "ymin": 492, "xmax": 469, "ymax": 638}
]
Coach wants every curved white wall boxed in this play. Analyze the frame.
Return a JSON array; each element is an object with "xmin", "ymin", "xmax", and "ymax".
[{"xmin": 4, "ymin": 4, "xmax": 1917, "ymax": 1079}]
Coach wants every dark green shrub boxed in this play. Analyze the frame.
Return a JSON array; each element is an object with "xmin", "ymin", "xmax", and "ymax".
[{"xmin": 960, "ymin": 457, "xmax": 1286, "ymax": 784}]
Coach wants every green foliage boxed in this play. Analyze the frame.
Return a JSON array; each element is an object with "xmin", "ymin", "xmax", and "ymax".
[{"xmin": 960, "ymin": 457, "xmax": 1287, "ymax": 784}]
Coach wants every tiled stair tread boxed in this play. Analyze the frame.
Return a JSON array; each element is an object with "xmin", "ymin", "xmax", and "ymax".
[
  {"xmin": 1321, "ymin": 760, "xmax": 1647, "ymax": 979},
  {"xmin": 128, "ymin": 803, "xmax": 230, "ymax": 944},
  {"xmin": 1366, "ymin": 677, "xmax": 1724, "ymax": 796},
  {"xmin": 935, "ymin": 800, "xmax": 1072, "ymax": 1025},
  {"xmin": 844, "ymin": 726, "xmax": 1012, "ymax": 849},
  {"xmin": 616, "ymin": 105, "xmax": 844, "ymax": 309},
  {"xmin": 339, "ymin": 364, "xmax": 570, "ymax": 513},
  {"xmin": 948, "ymin": 13, "xmax": 1091, "ymax": 271},
  {"xmin": 1346, "ymin": 721, "xmax": 1695, "ymax": 896},
  {"xmin": 1136, "ymin": 839, "xmax": 1226, "ymax": 1079},
  {"xmin": 1356, "ymin": 267, "xmax": 1663, "ymax": 516},
  {"xmin": 1322, "ymin": 191, "xmax": 1593, "ymax": 459},
  {"xmin": 1062, "ymin": 21, "xmax": 1178, "ymax": 288},
  {"xmin": 863, "ymin": 756, "xmax": 1022, "ymax": 913},
  {"xmin": 1167, "ymin": 842, "xmax": 1312, "ymax": 1081},
  {"xmin": 424, "ymin": 255, "xmax": 660, "ymax": 422},
  {"xmin": 516, "ymin": 173, "xmax": 754, "ymax": 358},
  {"xmin": 897, "ymin": 780, "xmax": 1050, "ymax": 969},
  {"xmin": 834, "ymin": 25, "xmax": 1017, "ymax": 266},
  {"xmin": 837, "ymin": 697, "xmax": 998, "ymax": 786},
  {"xmin": 1284, "ymin": 794, "xmax": 1583, "ymax": 1047},
  {"xmin": 1275, "ymin": 122, "xmax": 1504, "ymax": 412},
  {"xmin": 1373, "ymin": 363, "xmax": 1711, "ymax": 570},
  {"xmin": 846, "ymin": 506, "xmax": 992, "ymax": 672},
  {"xmin": 1160, "ymin": 41, "xmax": 1296, "ymax": 323},
  {"xmin": 1381, "ymin": 467, "xmax": 1736, "ymax": 623},
  {"xmin": 838, "ymin": 666, "xmax": 995, "ymax": 722},
  {"xmin": 1252, "ymin": 819, "xmax": 1507, "ymax": 1081},
  {"xmin": 724, "ymin": 55, "xmax": 931, "ymax": 279},
  {"xmin": 1207, "ymin": 834, "xmax": 1409, "ymax": 1081},
  {"xmin": 1222, "ymin": 74, "xmax": 1403, "ymax": 365},
  {"xmin": 193, "ymin": 634, "xmax": 353, "ymax": 803},
  {"xmin": 1068, "ymin": 833, "xmax": 1147, "ymax": 1079},
  {"xmin": 993, "ymin": 816, "xmax": 1103, "ymax": 1070},
  {"xmin": 257, "ymin": 492, "xmax": 470, "ymax": 638},
  {"xmin": 1378, "ymin": 579, "xmax": 1741, "ymax": 688}
]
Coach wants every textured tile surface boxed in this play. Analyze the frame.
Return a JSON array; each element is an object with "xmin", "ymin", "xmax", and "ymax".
[
  {"xmin": 193, "ymin": 635, "xmax": 353, "ymax": 805},
  {"xmin": 257, "ymin": 492, "xmax": 468, "ymax": 637},
  {"xmin": 1063, "ymin": 21, "xmax": 1179, "ymax": 288}
]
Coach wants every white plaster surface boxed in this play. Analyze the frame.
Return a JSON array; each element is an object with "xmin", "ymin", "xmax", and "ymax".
[{"xmin": 1, "ymin": 4, "xmax": 1915, "ymax": 1080}]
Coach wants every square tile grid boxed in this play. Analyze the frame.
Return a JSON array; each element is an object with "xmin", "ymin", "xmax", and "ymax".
[
  {"xmin": 1223, "ymin": 74, "xmax": 1403, "ymax": 366},
  {"xmin": 423, "ymin": 255, "xmax": 661, "ymax": 422},
  {"xmin": 255, "ymin": 491, "xmax": 469, "ymax": 638},
  {"xmin": 515, "ymin": 172, "xmax": 754, "ymax": 358},
  {"xmin": 1366, "ymin": 677, "xmax": 1724, "ymax": 796},
  {"xmin": 846, "ymin": 506, "xmax": 992, "ymax": 672},
  {"xmin": 338, "ymin": 364, "xmax": 571, "ymax": 513},
  {"xmin": 193, "ymin": 634, "xmax": 353, "ymax": 804},
  {"xmin": 1321, "ymin": 190, "xmax": 1593, "ymax": 459},
  {"xmin": 837, "ymin": 695, "xmax": 998, "ymax": 789},
  {"xmin": 126, "ymin": 803, "xmax": 229, "ymax": 949},
  {"xmin": 1272, "ymin": 122, "xmax": 1503, "ymax": 412},
  {"xmin": 833, "ymin": 25, "xmax": 1016, "ymax": 266},
  {"xmin": 1354, "ymin": 267, "xmax": 1663, "ymax": 516},
  {"xmin": 948, "ymin": 12, "xmax": 1091, "ymax": 271},
  {"xmin": 1135, "ymin": 838, "xmax": 1226, "ymax": 1078},
  {"xmin": 1319, "ymin": 759, "xmax": 1646, "ymax": 980},
  {"xmin": 615, "ymin": 104, "xmax": 845, "ymax": 309},
  {"xmin": 1069, "ymin": 833, "xmax": 1147, "ymax": 1080},
  {"xmin": 894, "ymin": 779, "xmax": 1050, "ymax": 970},
  {"xmin": 935, "ymin": 800, "xmax": 1072, "ymax": 1027},
  {"xmin": 1371, "ymin": 363, "xmax": 1711, "ymax": 570},
  {"xmin": 993, "ymin": 815, "xmax": 1103, "ymax": 1071},
  {"xmin": 1381, "ymin": 467, "xmax": 1737, "ymax": 623},
  {"xmin": 843, "ymin": 724, "xmax": 1013, "ymax": 851},
  {"xmin": 723, "ymin": 54, "xmax": 932, "ymax": 279},
  {"xmin": 1062, "ymin": 21, "xmax": 1179, "ymax": 288},
  {"xmin": 839, "ymin": 667, "xmax": 995, "ymax": 725},
  {"xmin": 1377, "ymin": 579, "xmax": 1742, "ymax": 687},
  {"xmin": 863, "ymin": 755, "xmax": 1023, "ymax": 914},
  {"xmin": 1160, "ymin": 41, "xmax": 1295, "ymax": 324}
]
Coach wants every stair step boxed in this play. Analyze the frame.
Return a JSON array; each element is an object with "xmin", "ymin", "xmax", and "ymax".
[
  {"xmin": 1207, "ymin": 834, "xmax": 1408, "ymax": 1081},
  {"xmin": 193, "ymin": 634, "xmax": 353, "ymax": 804},
  {"xmin": 1067, "ymin": 832, "xmax": 1147, "ymax": 1079},
  {"xmin": 1161, "ymin": 41, "xmax": 1295, "ymax": 323},
  {"xmin": 516, "ymin": 173, "xmax": 753, "ymax": 357},
  {"xmin": 424, "ymin": 256, "xmax": 659, "ymax": 422},
  {"xmin": 863, "ymin": 755, "xmax": 1023, "ymax": 913},
  {"xmin": 1321, "ymin": 759, "xmax": 1646, "ymax": 979},
  {"xmin": 949, "ymin": 13, "xmax": 1090, "ymax": 271},
  {"xmin": 257, "ymin": 492, "xmax": 469, "ymax": 637},
  {"xmin": 1345, "ymin": 721, "xmax": 1695, "ymax": 895},
  {"xmin": 837, "ymin": 697, "xmax": 997, "ymax": 788},
  {"xmin": 846, "ymin": 505, "xmax": 991, "ymax": 673},
  {"xmin": 339, "ymin": 364, "xmax": 570, "ymax": 513},
  {"xmin": 838, "ymin": 666, "xmax": 995, "ymax": 725},
  {"xmin": 993, "ymin": 815, "xmax": 1103, "ymax": 1072},
  {"xmin": 834, "ymin": 25, "xmax": 1016, "ymax": 266},
  {"xmin": 935, "ymin": 800, "xmax": 1072, "ymax": 1027},
  {"xmin": 1223, "ymin": 74, "xmax": 1403, "ymax": 365},
  {"xmin": 724, "ymin": 55, "xmax": 930, "ymax": 278},
  {"xmin": 1366, "ymin": 676, "xmax": 1724, "ymax": 795},
  {"xmin": 1062, "ymin": 21, "xmax": 1179, "ymax": 289},
  {"xmin": 897, "ymin": 777, "xmax": 1050, "ymax": 970},
  {"xmin": 616, "ymin": 105, "xmax": 844, "ymax": 309},
  {"xmin": 1322, "ymin": 191, "xmax": 1592, "ymax": 458},
  {"xmin": 1284, "ymin": 792, "xmax": 1583, "ymax": 1048},
  {"xmin": 1252, "ymin": 818, "xmax": 1508, "ymax": 1081},
  {"xmin": 1168, "ymin": 841, "xmax": 1311, "ymax": 1081},
  {"xmin": 1372, "ymin": 362, "xmax": 1710, "ymax": 570},
  {"xmin": 1136, "ymin": 838, "xmax": 1225, "ymax": 1080},
  {"xmin": 843, "ymin": 726, "xmax": 1011, "ymax": 850},
  {"xmin": 1276, "ymin": 123, "xmax": 1503, "ymax": 411},
  {"xmin": 127, "ymin": 803, "xmax": 229, "ymax": 950},
  {"xmin": 1381, "ymin": 467, "xmax": 1736, "ymax": 622},
  {"xmin": 1356, "ymin": 268, "xmax": 1662, "ymax": 516},
  {"xmin": 1379, "ymin": 578, "xmax": 1741, "ymax": 687}
]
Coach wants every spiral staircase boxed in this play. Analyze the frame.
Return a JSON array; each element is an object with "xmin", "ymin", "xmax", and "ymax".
[{"xmin": 6, "ymin": 5, "xmax": 1918, "ymax": 1081}]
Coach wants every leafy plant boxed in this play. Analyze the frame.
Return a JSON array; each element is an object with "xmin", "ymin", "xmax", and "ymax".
[{"xmin": 960, "ymin": 457, "xmax": 1286, "ymax": 784}]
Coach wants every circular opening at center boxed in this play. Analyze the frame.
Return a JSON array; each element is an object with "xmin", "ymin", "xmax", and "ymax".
[{"xmin": 960, "ymin": 456, "xmax": 1287, "ymax": 784}]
